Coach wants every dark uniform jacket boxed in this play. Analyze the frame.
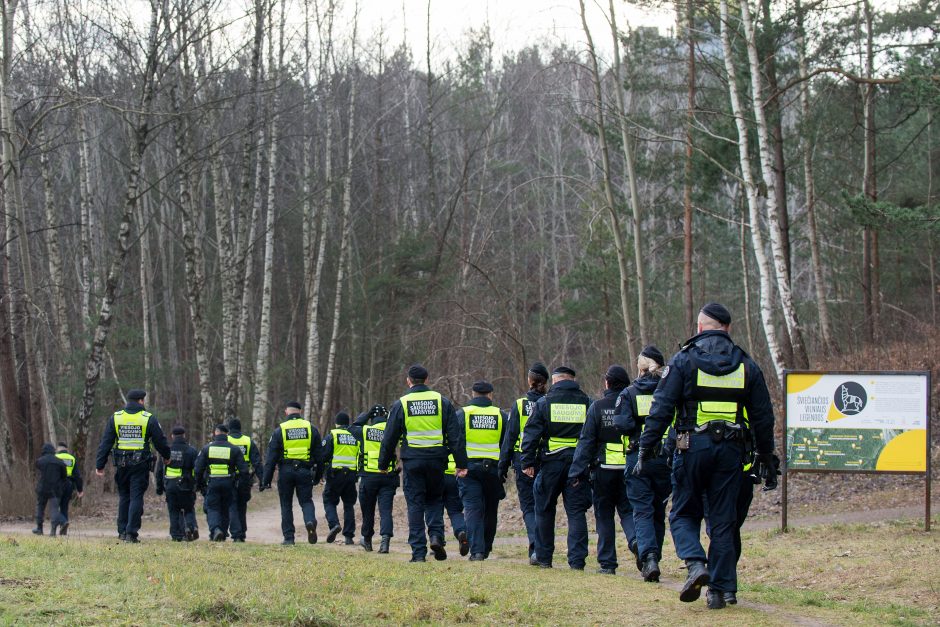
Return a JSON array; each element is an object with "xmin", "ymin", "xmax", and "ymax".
[
  {"xmin": 638, "ymin": 330, "xmax": 775, "ymax": 456},
  {"xmin": 155, "ymin": 435, "xmax": 198, "ymax": 493},
  {"xmin": 35, "ymin": 444, "xmax": 67, "ymax": 496},
  {"xmin": 58, "ymin": 448, "xmax": 84, "ymax": 492},
  {"xmin": 504, "ymin": 389, "xmax": 544, "ymax": 459},
  {"xmin": 614, "ymin": 374, "xmax": 663, "ymax": 444},
  {"xmin": 455, "ymin": 396, "xmax": 514, "ymax": 478},
  {"xmin": 262, "ymin": 418, "xmax": 324, "ymax": 486},
  {"xmin": 94, "ymin": 401, "xmax": 171, "ymax": 470},
  {"xmin": 568, "ymin": 385, "xmax": 627, "ymax": 479},
  {"xmin": 194, "ymin": 434, "xmax": 249, "ymax": 489},
  {"xmin": 377, "ymin": 384, "xmax": 469, "ymax": 469},
  {"xmin": 229, "ymin": 430, "xmax": 263, "ymax": 482},
  {"xmin": 520, "ymin": 379, "xmax": 592, "ymax": 468}
]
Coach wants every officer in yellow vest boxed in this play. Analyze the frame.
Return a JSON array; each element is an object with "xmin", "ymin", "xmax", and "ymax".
[
  {"xmin": 504, "ymin": 362, "xmax": 549, "ymax": 564},
  {"xmin": 155, "ymin": 425, "xmax": 199, "ymax": 541},
  {"xmin": 569, "ymin": 365, "xmax": 634, "ymax": 575},
  {"xmin": 226, "ymin": 418, "xmax": 262, "ymax": 542},
  {"xmin": 520, "ymin": 366, "xmax": 593, "ymax": 569},
  {"xmin": 322, "ymin": 411, "xmax": 359, "ymax": 544},
  {"xmin": 617, "ymin": 346, "xmax": 671, "ymax": 582},
  {"xmin": 456, "ymin": 380, "xmax": 512, "ymax": 561},
  {"xmin": 195, "ymin": 424, "xmax": 249, "ymax": 541},
  {"xmin": 378, "ymin": 364, "xmax": 468, "ymax": 562},
  {"xmin": 261, "ymin": 401, "xmax": 324, "ymax": 545},
  {"xmin": 352, "ymin": 404, "xmax": 398, "ymax": 553},
  {"xmin": 94, "ymin": 389, "xmax": 171, "ymax": 542},
  {"xmin": 55, "ymin": 442, "xmax": 83, "ymax": 536},
  {"xmin": 634, "ymin": 303, "xmax": 778, "ymax": 609}
]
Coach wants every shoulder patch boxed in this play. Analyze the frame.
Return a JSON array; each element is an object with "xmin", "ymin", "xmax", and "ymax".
[
  {"xmin": 615, "ymin": 395, "xmax": 622, "ymax": 408},
  {"xmin": 660, "ymin": 366, "xmax": 670, "ymax": 380}
]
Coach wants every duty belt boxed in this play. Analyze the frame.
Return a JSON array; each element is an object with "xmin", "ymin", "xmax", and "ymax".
[
  {"xmin": 283, "ymin": 459, "xmax": 312, "ymax": 469},
  {"xmin": 693, "ymin": 420, "xmax": 744, "ymax": 443}
]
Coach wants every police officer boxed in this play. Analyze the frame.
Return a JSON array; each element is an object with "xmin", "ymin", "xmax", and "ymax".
[
  {"xmin": 521, "ymin": 366, "xmax": 593, "ymax": 570},
  {"xmin": 55, "ymin": 442, "xmax": 83, "ymax": 536},
  {"xmin": 505, "ymin": 362, "xmax": 549, "ymax": 564},
  {"xmin": 155, "ymin": 426, "xmax": 199, "ymax": 541},
  {"xmin": 226, "ymin": 418, "xmax": 262, "ymax": 542},
  {"xmin": 33, "ymin": 443, "xmax": 67, "ymax": 536},
  {"xmin": 195, "ymin": 424, "xmax": 248, "ymax": 541},
  {"xmin": 634, "ymin": 303, "xmax": 778, "ymax": 609},
  {"xmin": 261, "ymin": 401, "xmax": 324, "ymax": 545},
  {"xmin": 322, "ymin": 411, "xmax": 359, "ymax": 545},
  {"xmin": 456, "ymin": 380, "xmax": 512, "ymax": 561},
  {"xmin": 443, "ymin": 453, "xmax": 469, "ymax": 556},
  {"xmin": 95, "ymin": 389, "xmax": 171, "ymax": 542},
  {"xmin": 618, "ymin": 346, "xmax": 671, "ymax": 582},
  {"xmin": 378, "ymin": 364, "xmax": 468, "ymax": 563},
  {"xmin": 353, "ymin": 404, "xmax": 399, "ymax": 553},
  {"xmin": 569, "ymin": 365, "xmax": 634, "ymax": 575}
]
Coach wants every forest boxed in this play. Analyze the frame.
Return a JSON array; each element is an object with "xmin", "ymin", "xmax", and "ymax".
[{"xmin": 0, "ymin": 0, "xmax": 936, "ymax": 479}]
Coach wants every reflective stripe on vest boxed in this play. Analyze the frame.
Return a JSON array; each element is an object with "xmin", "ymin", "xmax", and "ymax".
[
  {"xmin": 56, "ymin": 452, "xmax": 76, "ymax": 477},
  {"xmin": 228, "ymin": 435, "xmax": 252, "ymax": 471},
  {"xmin": 601, "ymin": 442, "xmax": 626, "ymax": 468},
  {"xmin": 547, "ymin": 403, "xmax": 586, "ymax": 453},
  {"xmin": 331, "ymin": 428, "xmax": 359, "ymax": 469},
  {"xmin": 402, "ymin": 391, "xmax": 444, "ymax": 448},
  {"xmin": 165, "ymin": 466, "xmax": 183, "ymax": 478},
  {"xmin": 513, "ymin": 397, "xmax": 533, "ymax": 453},
  {"xmin": 464, "ymin": 405, "xmax": 502, "ymax": 460},
  {"xmin": 208, "ymin": 445, "xmax": 233, "ymax": 477},
  {"xmin": 633, "ymin": 391, "xmax": 673, "ymax": 447},
  {"xmin": 281, "ymin": 418, "xmax": 313, "ymax": 461},
  {"xmin": 694, "ymin": 364, "xmax": 746, "ymax": 425},
  {"xmin": 446, "ymin": 454, "xmax": 456, "ymax": 475},
  {"xmin": 362, "ymin": 422, "xmax": 396, "ymax": 473},
  {"xmin": 113, "ymin": 410, "xmax": 151, "ymax": 451}
]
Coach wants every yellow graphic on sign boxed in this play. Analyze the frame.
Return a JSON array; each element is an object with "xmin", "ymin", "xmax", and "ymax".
[
  {"xmin": 875, "ymin": 430, "xmax": 927, "ymax": 472},
  {"xmin": 826, "ymin": 402, "xmax": 847, "ymax": 422},
  {"xmin": 786, "ymin": 373, "xmax": 823, "ymax": 394}
]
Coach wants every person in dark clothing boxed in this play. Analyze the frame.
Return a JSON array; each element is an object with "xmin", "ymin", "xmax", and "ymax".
[
  {"xmin": 322, "ymin": 411, "xmax": 359, "ymax": 544},
  {"xmin": 226, "ymin": 418, "xmax": 262, "ymax": 542},
  {"xmin": 95, "ymin": 389, "xmax": 171, "ymax": 542},
  {"xmin": 504, "ymin": 362, "xmax": 549, "ymax": 564},
  {"xmin": 617, "ymin": 345, "xmax": 671, "ymax": 582},
  {"xmin": 195, "ymin": 424, "xmax": 249, "ymax": 542},
  {"xmin": 456, "ymin": 380, "xmax": 513, "ymax": 561},
  {"xmin": 520, "ymin": 366, "xmax": 593, "ymax": 570},
  {"xmin": 634, "ymin": 303, "xmax": 778, "ymax": 609},
  {"xmin": 569, "ymin": 365, "xmax": 634, "ymax": 575},
  {"xmin": 55, "ymin": 443, "xmax": 83, "ymax": 536},
  {"xmin": 442, "ymin": 455, "xmax": 468, "ymax": 555},
  {"xmin": 261, "ymin": 401, "xmax": 324, "ymax": 545},
  {"xmin": 378, "ymin": 364, "xmax": 468, "ymax": 562},
  {"xmin": 155, "ymin": 426, "xmax": 200, "ymax": 541},
  {"xmin": 351, "ymin": 405, "xmax": 400, "ymax": 553},
  {"xmin": 33, "ymin": 443, "xmax": 68, "ymax": 536}
]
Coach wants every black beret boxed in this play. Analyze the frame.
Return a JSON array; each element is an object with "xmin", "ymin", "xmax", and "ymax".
[
  {"xmin": 641, "ymin": 345, "xmax": 665, "ymax": 367},
  {"xmin": 552, "ymin": 365, "xmax": 576, "ymax": 377},
  {"xmin": 604, "ymin": 365, "xmax": 631, "ymax": 387},
  {"xmin": 127, "ymin": 389, "xmax": 146, "ymax": 401},
  {"xmin": 408, "ymin": 364, "xmax": 429, "ymax": 380},
  {"xmin": 171, "ymin": 425, "xmax": 186, "ymax": 436},
  {"xmin": 700, "ymin": 302, "xmax": 732, "ymax": 325},
  {"xmin": 335, "ymin": 411, "xmax": 350, "ymax": 426},
  {"xmin": 215, "ymin": 423, "xmax": 229, "ymax": 434},
  {"xmin": 472, "ymin": 380, "xmax": 494, "ymax": 394},
  {"xmin": 227, "ymin": 418, "xmax": 242, "ymax": 432},
  {"xmin": 528, "ymin": 362, "xmax": 550, "ymax": 379},
  {"xmin": 285, "ymin": 401, "xmax": 302, "ymax": 410}
]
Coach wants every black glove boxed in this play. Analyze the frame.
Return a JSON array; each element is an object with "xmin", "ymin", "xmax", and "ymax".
[
  {"xmin": 198, "ymin": 484, "xmax": 207, "ymax": 496},
  {"xmin": 632, "ymin": 447, "xmax": 654, "ymax": 477},
  {"xmin": 499, "ymin": 470, "xmax": 508, "ymax": 484},
  {"xmin": 758, "ymin": 453, "xmax": 780, "ymax": 491},
  {"xmin": 566, "ymin": 474, "xmax": 585, "ymax": 489}
]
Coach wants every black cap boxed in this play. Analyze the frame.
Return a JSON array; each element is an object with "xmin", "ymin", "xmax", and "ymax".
[
  {"xmin": 641, "ymin": 345, "xmax": 665, "ymax": 367},
  {"xmin": 214, "ymin": 423, "xmax": 229, "ymax": 434},
  {"xmin": 700, "ymin": 302, "xmax": 732, "ymax": 325},
  {"xmin": 552, "ymin": 365, "xmax": 576, "ymax": 377},
  {"xmin": 472, "ymin": 380, "xmax": 494, "ymax": 394},
  {"xmin": 528, "ymin": 362, "xmax": 550, "ymax": 380},
  {"xmin": 604, "ymin": 365, "xmax": 631, "ymax": 388},
  {"xmin": 57, "ymin": 441, "xmax": 68, "ymax": 448},
  {"xmin": 227, "ymin": 418, "xmax": 242, "ymax": 432},
  {"xmin": 369, "ymin": 404, "xmax": 387, "ymax": 418},
  {"xmin": 408, "ymin": 364, "xmax": 429, "ymax": 381},
  {"xmin": 127, "ymin": 389, "xmax": 146, "ymax": 401},
  {"xmin": 171, "ymin": 425, "xmax": 186, "ymax": 436},
  {"xmin": 335, "ymin": 411, "xmax": 350, "ymax": 426},
  {"xmin": 285, "ymin": 401, "xmax": 302, "ymax": 410}
]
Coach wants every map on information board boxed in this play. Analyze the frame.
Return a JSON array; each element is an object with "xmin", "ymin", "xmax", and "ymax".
[{"xmin": 785, "ymin": 372, "xmax": 928, "ymax": 472}]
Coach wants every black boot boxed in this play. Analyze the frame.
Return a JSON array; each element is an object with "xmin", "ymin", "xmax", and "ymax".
[
  {"xmin": 457, "ymin": 530, "xmax": 469, "ymax": 557},
  {"xmin": 679, "ymin": 560, "xmax": 710, "ymax": 603},
  {"xmin": 326, "ymin": 524, "xmax": 341, "ymax": 543},
  {"xmin": 360, "ymin": 537, "xmax": 373, "ymax": 552},
  {"xmin": 629, "ymin": 539, "xmax": 641, "ymax": 571},
  {"xmin": 59, "ymin": 522, "xmax": 69, "ymax": 536},
  {"xmin": 344, "ymin": 536, "xmax": 354, "ymax": 545},
  {"xmin": 641, "ymin": 555, "xmax": 661, "ymax": 582},
  {"xmin": 32, "ymin": 523, "xmax": 43, "ymax": 535},
  {"xmin": 429, "ymin": 536, "xmax": 447, "ymax": 561},
  {"xmin": 378, "ymin": 535, "xmax": 390, "ymax": 554},
  {"xmin": 706, "ymin": 588, "xmax": 727, "ymax": 610},
  {"xmin": 723, "ymin": 592, "xmax": 737, "ymax": 605},
  {"xmin": 306, "ymin": 522, "xmax": 318, "ymax": 544}
]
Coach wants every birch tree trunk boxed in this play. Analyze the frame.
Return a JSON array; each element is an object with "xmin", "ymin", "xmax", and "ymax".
[
  {"xmin": 683, "ymin": 0, "xmax": 696, "ymax": 336},
  {"xmin": 861, "ymin": 0, "xmax": 880, "ymax": 341},
  {"xmin": 719, "ymin": 0, "xmax": 785, "ymax": 378},
  {"xmin": 739, "ymin": 0, "xmax": 809, "ymax": 368},
  {"xmin": 38, "ymin": 127, "xmax": 71, "ymax": 356}
]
